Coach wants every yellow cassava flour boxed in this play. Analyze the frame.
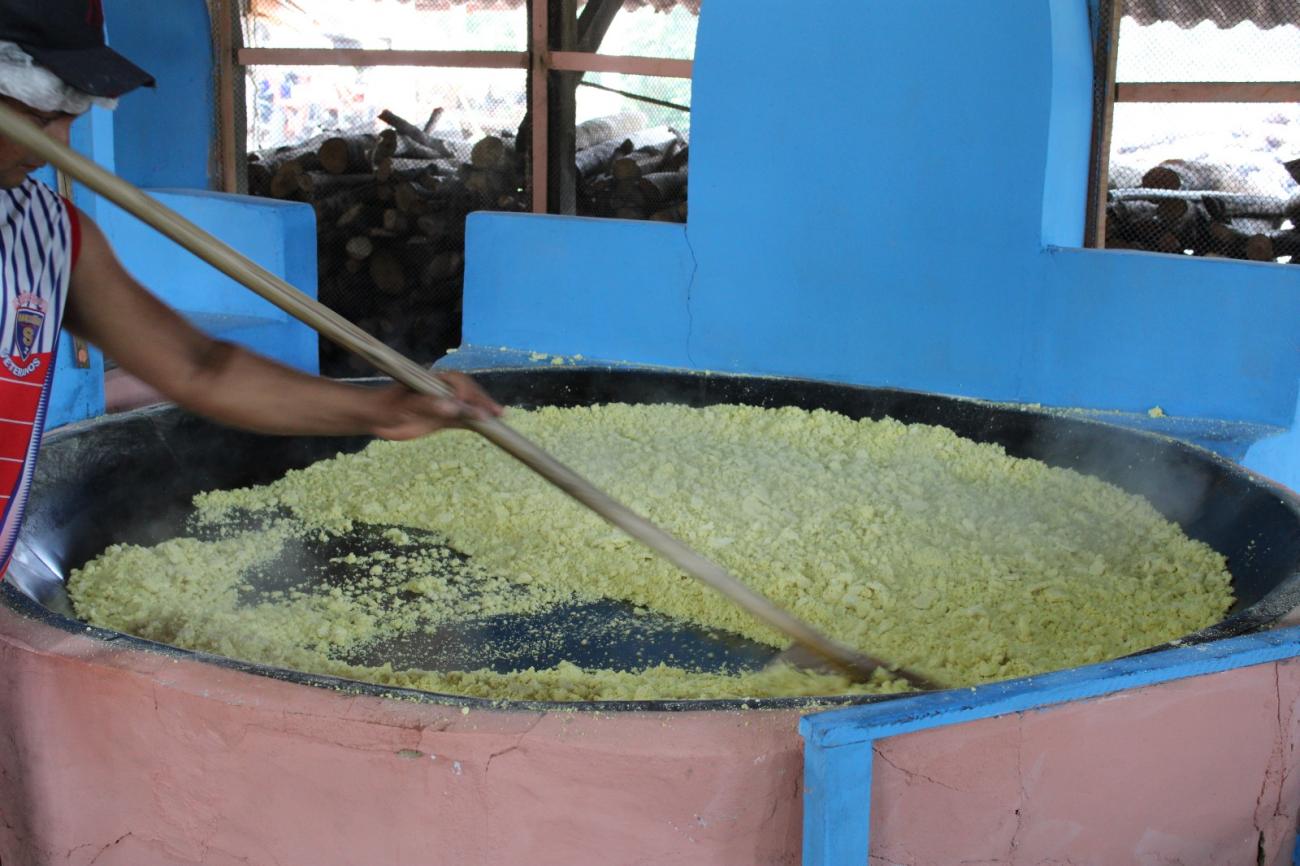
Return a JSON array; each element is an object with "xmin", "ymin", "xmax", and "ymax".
[{"xmin": 69, "ymin": 403, "xmax": 1233, "ymax": 701}]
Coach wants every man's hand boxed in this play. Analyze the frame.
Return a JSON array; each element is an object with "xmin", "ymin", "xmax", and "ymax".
[{"xmin": 369, "ymin": 373, "xmax": 505, "ymax": 441}]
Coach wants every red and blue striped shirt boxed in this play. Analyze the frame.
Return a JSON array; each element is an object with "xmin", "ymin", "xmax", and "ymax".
[{"xmin": 0, "ymin": 178, "xmax": 78, "ymax": 574}]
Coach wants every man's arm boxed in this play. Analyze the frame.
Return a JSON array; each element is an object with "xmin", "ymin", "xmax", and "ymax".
[{"xmin": 61, "ymin": 212, "xmax": 501, "ymax": 439}]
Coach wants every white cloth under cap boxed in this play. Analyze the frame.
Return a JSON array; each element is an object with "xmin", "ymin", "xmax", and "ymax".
[{"xmin": 0, "ymin": 41, "xmax": 116, "ymax": 114}]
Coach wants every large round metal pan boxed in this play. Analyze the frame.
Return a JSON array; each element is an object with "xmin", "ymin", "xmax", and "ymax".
[{"xmin": 8, "ymin": 368, "xmax": 1300, "ymax": 711}]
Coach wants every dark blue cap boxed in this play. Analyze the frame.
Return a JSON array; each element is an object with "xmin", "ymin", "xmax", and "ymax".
[{"xmin": 0, "ymin": 0, "xmax": 155, "ymax": 99}]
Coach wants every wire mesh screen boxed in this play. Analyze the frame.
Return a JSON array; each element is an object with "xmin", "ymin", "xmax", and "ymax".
[
  {"xmin": 571, "ymin": 3, "xmax": 695, "ymax": 222},
  {"xmin": 238, "ymin": 0, "xmax": 698, "ymax": 375},
  {"xmin": 574, "ymin": 76, "xmax": 691, "ymax": 221},
  {"xmin": 240, "ymin": 1, "xmax": 528, "ymax": 377},
  {"xmin": 1106, "ymin": 1, "xmax": 1300, "ymax": 262}
]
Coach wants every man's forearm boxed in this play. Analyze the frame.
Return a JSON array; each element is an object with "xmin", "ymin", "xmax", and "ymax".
[{"xmin": 175, "ymin": 340, "xmax": 386, "ymax": 437}]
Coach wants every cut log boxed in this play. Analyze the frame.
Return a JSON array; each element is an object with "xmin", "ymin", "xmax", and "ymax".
[
  {"xmin": 622, "ymin": 126, "xmax": 684, "ymax": 156},
  {"xmin": 637, "ymin": 171, "xmax": 687, "ymax": 207},
  {"xmin": 373, "ymin": 129, "xmax": 399, "ymax": 164},
  {"xmin": 258, "ymin": 138, "xmax": 326, "ymax": 174},
  {"xmin": 318, "ymin": 135, "xmax": 376, "ymax": 175},
  {"xmin": 464, "ymin": 168, "xmax": 509, "ymax": 203},
  {"xmin": 1105, "ymin": 200, "xmax": 1161, "ymax": 246},
  {"xmin": 650, "ymin": 201, "xmax": 687, "ymax": 222},
  {"xmin": 345, "ymin": 236, "xmax": 375, "ymax": 261},
  {"xmin": 336, "ymin": 202, "xmax": 382, "ymax": 230},
  {"xmin": 1141, "ymin": 159, "xmax": 1235, "ymax": 192},
  {"xmin": 1200, "ymin": 192, "xmax": 1298, "ymax": 223},
  {"xmin": 419, "ymin": 250, "xmax": 464, "ymax": 294},
  {"xmin": 610, "ymin": 178, "xmax": 646, "ymax": 210},
  {"xmin": 379, "ymin": 109, "xmax": 444, "ymax": 153},
  {"xmin": 393, "ymin": 181, "xmax": 434, "ymax": 215},
  {"xmin": 1155, "ymin": 198, "xmax": 1188, "ymax": 223},
  {"xmin": 368, "ymin": 249, "xmax": 408, "ymax": 295},
  {"xmin": 313, "ymin": 188, "xmax": 379, "ymax": 230},
  {"xmin": 1204, "ymin": 223, "xmax": 1296, "ymax": 260},
  {"xmin": 1156, "ymin": 200, "xmax": 1212, "ymax": 248},
  {"xmin": 247, "ymin": 162, "xmax": 272, "ymax": 197},
  {"xmin": 471, "ymin": 135, "xmax": 509, "ymax": 170},
  {"xmin": 1286, "ymin": 158, "xmax": 1300, "ymax": 186},
  {"xmin": 1245, "ymin": 234, "xmax": 1275, "ymax": 261},
  {"xmin": 394, "ymin": 138, "xmax": 452, "ymax": 161},
  {"xmin": 574, "ymin": 111, "xmax": 648, "ymax": 151},
  {"xmin": 611, "ymin": 151, "xmax": 663, "ymax": 181},
  {"xmin": 423, "ymin": 107, "xmax": 444, "ymax": 136},
  {"xmin": 575, "ymin": 139, "xmax": 625, "ymax": 179},
  {"xmin": 1107, "ymin": 163, "xmax": 1146, "ymax": 190},
  {"xmin": 1274, "ymin": 232, "xmax": 1300, "ymax": 258},
  {"xmin": 299, "ymin": 172, "xmax": 376, "ymax": 199},
  {"xmin": 1229, "ymin": 217, "xmax": 1281, "ymax": 236},
  {"xmin": 269, "ymin": 161, "xmax": 306, "ymax": 199},
  {"xmin": 416, "ymin": 213, "xmax": 456, "ymax": 243},
  {"xmin": 383, "ymin": 208, "xmax": 411, "ymax": 234},
  {"xmin": 658, "ymin": 143, "xmax": 689, "ymax": 174}
]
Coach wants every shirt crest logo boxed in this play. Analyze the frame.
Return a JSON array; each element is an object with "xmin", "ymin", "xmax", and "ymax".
[{"xmin": 12, "ymin": 292, "xmax": 47, "ymax": 362}]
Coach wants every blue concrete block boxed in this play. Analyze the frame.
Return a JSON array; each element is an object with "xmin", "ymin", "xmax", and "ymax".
[
  {"xmin": 464, "ymin": 212, "xmax": 697, "ymax": 367},
  {"xmin": 97, "ymin": 190, "xmax": 320, "ymax": 375},
  {"xmin": 45, "ymin": 332, "xmax": 105, "ymax": 430}
]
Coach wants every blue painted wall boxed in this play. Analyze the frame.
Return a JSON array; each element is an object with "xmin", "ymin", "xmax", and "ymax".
[
  {"xmin": 103, "ymin": 0, "xmax": 216, "ymax": 190},
  {"xmin": 97, "ymin": 190, "xmax": 319, "ymax": 373},
  {"xmin": 461, "ymin": 0, "xmax": 1300, "ymax": 484}
]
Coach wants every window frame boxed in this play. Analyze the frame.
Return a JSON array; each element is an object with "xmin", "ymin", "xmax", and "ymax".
[
  {"xmin": 212, "ymin": 0, "xmax": 694, "ymax": 214},
  {"xmin": 1088, "ymin": 0, "xmax": 1300, "ymax": 248}
]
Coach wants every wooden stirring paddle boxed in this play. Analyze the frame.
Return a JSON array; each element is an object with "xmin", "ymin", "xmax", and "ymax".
[{"xmin": 0, "ymin": 102, "xmax": 939, "ymax": 691}]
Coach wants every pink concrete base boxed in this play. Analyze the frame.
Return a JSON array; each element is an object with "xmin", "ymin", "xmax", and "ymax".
[
  {"xmin": 103, "ymin": 368, "xmax": 165, "ymax": 414},
  {"xmin": 869, "ymin": 659, "xmax": 1300, "ymax": 866},
  {"xmin": 0, "ymin": 606, "xmax": 806, "ymax": 866}
]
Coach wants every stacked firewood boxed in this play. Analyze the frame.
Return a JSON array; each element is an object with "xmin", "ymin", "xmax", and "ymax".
[
  {"xmin": 248, "ymin": 111, "xmax": 691, "ymax": 374},
  {"xmin": 574, "ymin": 117, "xmax": 688, "ymax": 222},
  {"xmin": 247, "ymin": 110, "xmax": 525, "ymax": 376},
  {"xmin": 1106, "ymin": 158, "xmax": 1300, "ymax": 263}
]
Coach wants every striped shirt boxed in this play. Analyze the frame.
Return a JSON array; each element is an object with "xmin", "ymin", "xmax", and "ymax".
[{"xmin": 0, "ymin": 179, "xmax": 78, "ymax": 575}]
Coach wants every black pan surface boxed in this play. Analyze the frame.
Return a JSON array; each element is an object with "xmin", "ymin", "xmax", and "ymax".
[{"xmin": 9, "ymin": 368, "xmax": 1300, "ymax": 711}]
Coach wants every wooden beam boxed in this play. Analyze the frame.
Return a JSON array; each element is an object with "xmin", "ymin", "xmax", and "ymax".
[
  {"xmin": 237, "ymin": 48, "xmax": 529, "ymax": 69},
  {"xmin": 550, "ymin": 0, "xmax": 578, "ymax": 215},
  {"xmin": 576, "ymin": 0, "xmax": 623, "ymax": 53},
  {"xmin": 530, "ymin": 0, "xmax": 549, "ymax": 214},
  {"xmin": 214, "ymin": 0, "xmax": 239, "ymax": 193},
  {"xmin": 1086, "ymin": 0, "xmax": 1123, "ymax": 248},
  {"xmin": 1116, "ymin": 81, "xmax": 1300, "ymax": 103},
  {"xmin": 549, "ymin": 52, "xmax": 693, "ymax": 78}
]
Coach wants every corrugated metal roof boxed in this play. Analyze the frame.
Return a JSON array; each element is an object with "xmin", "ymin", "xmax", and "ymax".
[
  {"xmin": 415, "ymin": 0, "xmax": 699, "ymax": 10},
  {"xmin": 251, "ymin": 0, "xmax": 699, "ymax": 16},
  {"xmin": 1124, "ymin": 0, "xmax": 1298, "ymax": 29}
]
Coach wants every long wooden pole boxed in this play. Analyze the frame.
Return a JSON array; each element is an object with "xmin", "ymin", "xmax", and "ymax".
[{"xmin": 0, "ymin": 103, "xmax": 936, "ymax": 690}]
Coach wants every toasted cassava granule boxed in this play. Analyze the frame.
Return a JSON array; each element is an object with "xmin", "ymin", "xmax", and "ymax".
[{"xmin": 70, "ymin": 403, "xmax": 1233, "ymax": 701}]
